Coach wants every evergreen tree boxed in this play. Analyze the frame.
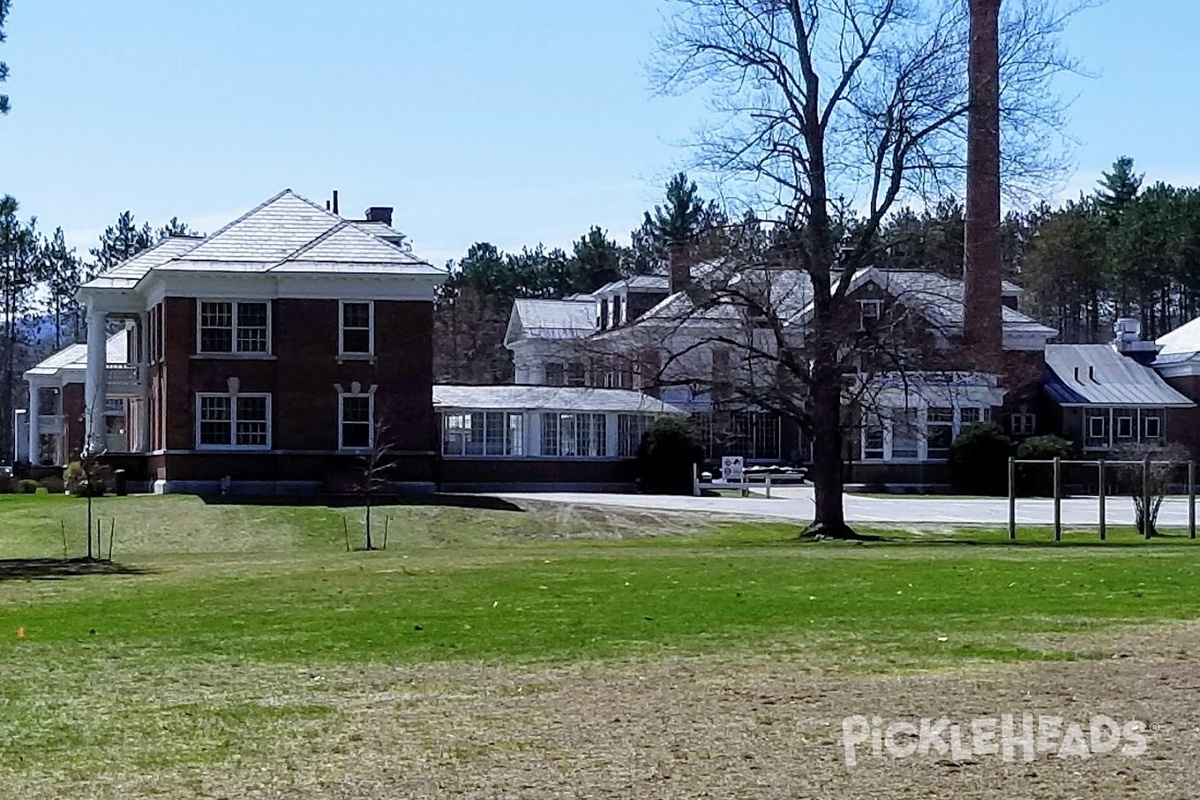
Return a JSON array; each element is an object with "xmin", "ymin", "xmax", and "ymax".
[
  {"xmin": 90, "ymin": 211, "xmax": 153, "ymax": 272},
  {"xmin": 569, "ymin": 227, "xmax": 625, "ymax": 294},
  {"xmin": 1095, "ymin": 156, "xmax": 1143, "ymax": 219},
  {"xmin": 629, "ymin": 173, "xmax": 725, "ymax": 273},
  {"xmin": 39, "ymin": 227, "xmax": 84, "ymax": 348},
  {"xmin": 0, "ymin": 0, "xmax": 11, "ymax": 115},
  {"xmin": 0, "ymin": 196, "xmax": 38, "ymax": 461},
  {"xmin": 158, "ymin": 216, "xmax": 198, "ymax": 239}
]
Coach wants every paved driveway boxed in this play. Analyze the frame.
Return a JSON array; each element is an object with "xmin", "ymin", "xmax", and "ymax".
[{"xmin": 494, "ymin": 486, "xmax": 1197, "ymax": 528}]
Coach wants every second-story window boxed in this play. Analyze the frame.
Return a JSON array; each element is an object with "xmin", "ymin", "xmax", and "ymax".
[
  {"xmin": 340, "ymin": 301, "xmax": 373, "ymax": 356},
  {"xmin": 198, "ymin": 301, "xmax": 269, "ymax": 354}
]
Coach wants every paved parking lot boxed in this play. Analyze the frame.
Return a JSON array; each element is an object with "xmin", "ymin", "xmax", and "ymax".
[{"xmin": 495, "ymin": 485, "xmax": 1197, "ymax": 528}]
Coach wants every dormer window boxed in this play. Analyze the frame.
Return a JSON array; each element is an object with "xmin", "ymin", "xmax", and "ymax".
[{"xmin": 858, "ymin": 299, "xmax": 882, "ymax": 331}]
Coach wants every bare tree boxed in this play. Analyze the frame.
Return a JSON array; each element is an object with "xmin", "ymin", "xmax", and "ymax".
[
  {"xmin": 1113, "ymin": 442, "xmax": 1189, "ymax": 539},
  {"xmin": 355, "ymin": 416, "xmax": 399, "ymax": 551},
  {"xmin": 651, "ymin": 0, "xmax": 1080, "ymax": 537}
]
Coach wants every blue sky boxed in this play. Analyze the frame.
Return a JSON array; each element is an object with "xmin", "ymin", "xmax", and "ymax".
[{"xmin": 0, "ymin": 0, "xmax": 1197, "ymax": 265}]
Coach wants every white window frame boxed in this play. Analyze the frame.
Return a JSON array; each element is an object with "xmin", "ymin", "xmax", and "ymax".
[
  {"xmin": 196, "ymin": 300, "xmax": 272, "ymax": 356},
  {"xmin": 858, "ymin": 299, "xmax": 882, "ymax": 331},
  {"xmin": 339, "ymin": 300, "xmax": 375, "ymax": 358},
  {"xmin": 440, "ymin": 411, "xmax": 526, "ymax": 457},
  {"xmin": 194, "ymin": 392, "xmax": 272, "ymax": 451},
  {"xmin": 540, "ymin": 412, "xmax": 608, "ymax": 458},
  {"xmin": 1116, "ymin": 413, "xmax": 1135, "ymax": 439},
  {"xmin": 338, "ymin": 391, "xmax": 375, "ymax": 451},
  {"xmin": 1143, "ymin": 413, "xmax": 1162, "ymax": 440}
]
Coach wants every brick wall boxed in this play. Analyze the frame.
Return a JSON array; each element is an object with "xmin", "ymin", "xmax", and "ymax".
[{"xmin": 157, "ymin": 296, "xmax": 436, "ymax": 479}]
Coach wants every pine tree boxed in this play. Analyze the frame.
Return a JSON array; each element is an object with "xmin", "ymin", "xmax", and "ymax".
[
  {"xmin": 89, "ymin": 211, "xmax": 153, "ymax": 273},
  {"xmin": 1096, "ymin": 156, "xmax": 1143, "ymax": 219},
  {"xmin": 0, "ymin": 0, "xmax": 11, "ymax": 115},
  {"xmin": 39, "ymin": 228, "xmax": 84, "ymax": 348},
  {"xmin": 629, "ymin": 173, "xmax": 724, "ymax": 273},
  {"xmin": 0, "ymin": 196, "xmax": 39, "ymax": 461}
]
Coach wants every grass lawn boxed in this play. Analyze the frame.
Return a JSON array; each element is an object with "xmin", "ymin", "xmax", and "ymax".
[{"xmin": 1, "ymin": 492, "xmax": 1198, "ymax": 792}]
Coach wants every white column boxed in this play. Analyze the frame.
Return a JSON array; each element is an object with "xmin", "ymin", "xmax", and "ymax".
[
  {"xmin": 84, "ymin": 307, "xmax": 108, "ymax": 455},
  {"xmin": 137, "ymin": 312, "xmax": 150, "ymax": 452},
  {"xmin": 26, "ymin": 380, "xmax": 41, "ymax": 465}
]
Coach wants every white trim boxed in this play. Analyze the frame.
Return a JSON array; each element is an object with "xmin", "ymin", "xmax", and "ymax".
[
  {"xmin": 337, "ymin": 388, "xmax": 375, "ymax": 452},
  {"xmin": 194, "ymin": 391, "xmax": 272, "ymax": 451},
  {"xmin": 195, "ymin": 299, "xmax": 273, "ymax": 356},
  {"xmin": 338, "ymin": 300, "xmax": 375, "ymax": 357}
]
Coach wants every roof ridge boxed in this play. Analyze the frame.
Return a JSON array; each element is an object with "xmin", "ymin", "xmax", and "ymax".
[
  {"xmin": 179, "ymin": 188, "xmax": 296, "ymax": 251},
  {"xmin": 267, "ymin": 219, "xmax": 354, "ymax": 269}
]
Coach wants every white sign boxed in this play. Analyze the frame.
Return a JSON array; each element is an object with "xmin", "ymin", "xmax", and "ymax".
[{"xmin": 722, "ymin": 456, "xmax": 745, "ymax": 481}]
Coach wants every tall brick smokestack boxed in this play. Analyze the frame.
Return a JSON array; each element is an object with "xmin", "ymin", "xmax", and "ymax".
[{"xmin": 963, "ymin": 0, "xmax": 1003, "ymax": 360}]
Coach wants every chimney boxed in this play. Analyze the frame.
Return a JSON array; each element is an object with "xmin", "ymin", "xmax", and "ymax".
[
  {"xmin": 962, "ymin": 0, "xmax": 1003, "ymax": 361},
  {"xmin": 668, "ymin": 241, "xmax": 695, "ymax": 295},
  {"xmin": 332, "ymin": 190, "xmax": 340, "ymax": 215},
  {"xmin": 365, "ymin": 207, "xmax": 394, "ymax": 226}
]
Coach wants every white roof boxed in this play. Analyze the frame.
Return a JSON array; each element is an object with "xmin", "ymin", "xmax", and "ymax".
[
  {"xmin": 506, "ymin": 299, "xmax": 597, "ymax": 345},
  {"xmin": 433, "ymin": 385, "xmax": 685, "ymax": 414},
  {"xmin": 24, "ymin": 331, "xmax": 128, "ymax": 378},
  {"xmin": 1156, "ymin": 316, "xmax": 1200, "ymax": 364},
  {"xmin": 84, "ymin": 236, "xmax": 205, "ymax": 290},
  {"xmin": 1044, "ymin": 344, "xmax": 1194, "ymax": 407},
  {"xmin": 81, "ymin": 190, "xmax": 445, "ymax": 291}
]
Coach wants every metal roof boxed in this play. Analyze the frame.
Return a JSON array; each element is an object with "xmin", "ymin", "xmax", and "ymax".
[
  {"xmin": 433, "ymin": 385, "xmax": 685, "ymax": 414},
  {"xmin": 1044, "ymin": 344, "xmax": 1194, "ymax": 407},
  {"xmin": 507, "ymin": 299, "xmax": 597, "ymax": 342}
]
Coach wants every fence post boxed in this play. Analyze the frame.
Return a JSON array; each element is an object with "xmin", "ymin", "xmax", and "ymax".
[
  {"xmin": 765, "ymin": 473, "xmax": 772, "ymax": 499},
  {"xmin": 693, "ymin": 462, "xmax": 700, "ymax": 498},
  {"xmin": 1007, "ymin": 457, "xmax": 1016, "ymax": 541},
  {"xmin": 1053, "ymin": 456, "xmax": 1062, "ymax": 543},
  {"xmin": 1097, "ymin": 460, "xmax": 1106, "ymax": 542},
  {"xmin": 1190, "ymin": 461, "xmax": 1196, "ymax": 540}
]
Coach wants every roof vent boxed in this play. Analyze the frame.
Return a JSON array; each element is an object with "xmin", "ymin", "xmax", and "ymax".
[{"xmin": 1088, "ymin": 365, "xmax": 1096, "ymax": 382}]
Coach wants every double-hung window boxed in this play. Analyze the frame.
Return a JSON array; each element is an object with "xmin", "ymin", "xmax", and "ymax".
[
  {"xmin": 340, "ymin": 301, "xmax": 373, "ymax": 356},
  {"xmin": 198, "ymin": 301, "xmax": 270, "ymax": 354},
  {"xmin": 339, "ymin": 393, "xmax": 373, "ymax": 450},
  {"xmin": 196, "ymin": 393, "xmax": 271, "ymax": 449}
]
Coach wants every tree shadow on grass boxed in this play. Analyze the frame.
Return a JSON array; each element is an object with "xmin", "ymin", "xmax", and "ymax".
[
  {"xmin": 0, "ymin": 558, "xmax": 149, "ymax": 583},
  {"xmin": 198, "ymin": 493, "xmax": 526, "ymax": 512}
]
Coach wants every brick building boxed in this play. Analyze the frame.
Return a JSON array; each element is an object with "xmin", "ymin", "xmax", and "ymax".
[{"xmin": 19, "ymin": 190, "xmax": 446, "ymax": 493}]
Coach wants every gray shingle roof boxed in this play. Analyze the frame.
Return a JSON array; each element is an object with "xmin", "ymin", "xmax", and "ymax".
[
  {"xmin": 84, "ymin": 236, "xmax": 205, "ymax": 289},
  {"xmin": 24, "ymin": 331, "xmax": 128, "ymax": 377},
  {"xmin": 1044, "ymin": 344, "xmax": 1193, "ymax": 407},
  {"xmin": 82, "ymin": 189, "xmax": 445, "ymax": 291},
  {"xmin": 433, "ymin": 385, "xmax": 685, "ymax": 414}
]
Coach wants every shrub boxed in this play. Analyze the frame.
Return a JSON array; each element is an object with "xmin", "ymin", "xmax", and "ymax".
[
  {"xmin": 65, "ymin": 461, "xmax": 107, "ymax": 497},
  {"xmin": 948, "ymin": 422, "xmax": 1011, "ymax": 496},
  {"xmin": 9, "ymin": 478, "xmax": 40, "ymax": 495},
  {"xmin": 1015, "ymin": 435, "xmax": 1074, "ymax": 497},
  {"xmin": 39, "ymin": 475, "xmax": 65, "ymax": 494},
  {"xmin": 637, "ymin": 416, "xmax": 704, "ymax": 495}
]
